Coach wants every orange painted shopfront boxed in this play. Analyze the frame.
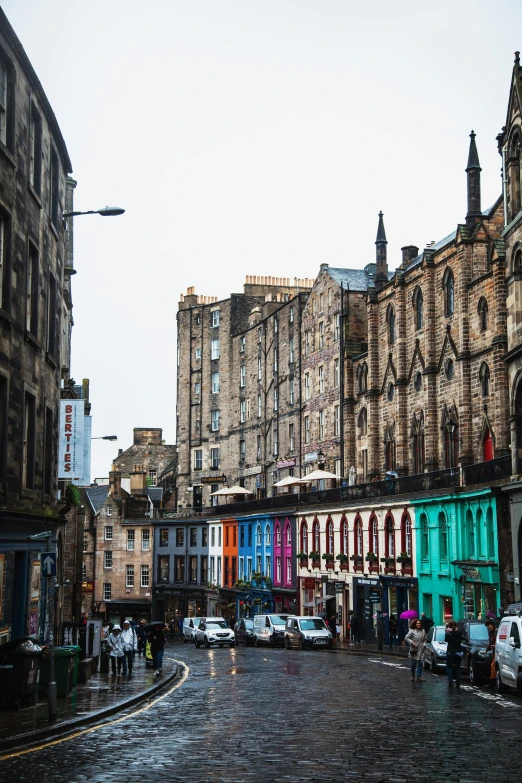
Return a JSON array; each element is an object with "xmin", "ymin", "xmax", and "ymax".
[{"xmin": 222, "ymin": 519, "xmax": 238, "ymax": 588}]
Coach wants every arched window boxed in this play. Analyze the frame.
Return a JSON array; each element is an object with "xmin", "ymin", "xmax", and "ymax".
[
  {"xmin": 369, "ymin": 514, "xmax": 379, "ymax": 556},
  {"xmin": 384, "ymin": 423, "xmax": 396, "ymax": 471},
  {"xmin": 420, "ymin": 513, "xmax": 429, "ymax": 560},
  {"xmin": 256, "ymin": 524, "xmax": 262, "ymax": 545},
  {"xmin": 340, "ymin": 516, "xmax": 348, "ymax": 555},
  {"xmin": 326, "ymin": 517, "xmax": 334, "ymax": 555},
  {"xmin": 300, "ymin": 519, "xmax": 308, "ymax": 554},
  {"xmin": 385, "ymin": 513, "xmax": 395, "ymax": 557},
  {"xmin": 514, "ymin": 248, "xmax": 522, "ymax": 274},
  {"xmin": 486, "ymin": 507, "xmax": 495, "ymax": 559},
  {"xmin": 476, "ymin": 508, "xmax": 484, "ymax": 558},
  {"xmin": 509, "ymin": 129, "xmax": 521, "ymax": 218},
  {"xmin": 357, "ymin": 362, "xmax": 368, "ymax": 394},
  {"xmin": 442, "ymin": 406, "xmax": 459, "ymax": 469},
  {"xmin": 285, "ymin": 522, "xmax": 291, "ymax": 546},
  {"xmin": 438, "ymin": 512, "xmax": 448, "ymax": 561},
  {"xmin": 312, "ymin": 517, "xmax": 320, "ymax": 553},
  {"xmin": 265, "ymin": 525, "xmax": 271, "ymax": 545},
  {"xmin": 387, "ymin": 305, "xmax": 396, "ymax": 345},
  {"xmin": 411, "ymin": 411, "xmax": 425, "ymax": 474},
  {"xmin": 275, "ymin": 523, "xmax": 281, "ymax": 546},
  {"xmin": 358, "ymin": 408, "xmax": 367, "ymax": 436},
  {"xmin": 413, "ymin": 286, "xmax": 423, "ymax": 330},
  {"xmin": 401, "ymin": 512, "xmax": 412, "ymax": 557},
  {"xmin": 354, "ymin": 515, "xmax": 363, "ymax": 557},
  {"xmin": 479, "ymin": 362, "xmax": 490, "ymax": 397},
  {"xmin": 443, "ymin": 268, "xmax": 455, "ymax": 317},
  {"xmin": 478, "ymin": 297, "xmax": 488, "ymax": 331},
  {"xmin": 466, "ymin": 509, "xmax": 475, "ymax": 558}
]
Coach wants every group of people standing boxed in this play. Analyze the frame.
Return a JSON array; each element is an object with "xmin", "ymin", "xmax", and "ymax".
[{"xmin": 105, "ymin": 619, "xmax": 167, "ymax": 677}]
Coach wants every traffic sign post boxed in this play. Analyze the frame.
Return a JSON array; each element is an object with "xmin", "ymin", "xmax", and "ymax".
[{"xmin": 41, "ymin": 552, "xmax": 57, "ymax": 722}]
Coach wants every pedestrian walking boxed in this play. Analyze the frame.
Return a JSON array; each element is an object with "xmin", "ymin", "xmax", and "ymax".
[
  {"xmin": 148, "ymin": 624, "xmax": 167, "ymax": 677},
  {"xmin": 348, "ymin": 612, "xmax": 359, "ymax": 644},
  {"xmin": 136, "ymin": 619, "xmax": 147, "ymax": 657},
  {"xmin": 169, "ymin": 619, "xmax": 176, "ymax": 640},
  {"xmin": 106, "ymin": 625, "xmax": 125, "ymax": 675},
  {"xmin": 389, "ymin": 614, "xmax": 399, "ymax": 648},
  {"xmin": 445, "ymin": 620, "xmax": 464, "ymax": 688},
  {"xmin": 420, "ymin": 612, "xmax": 434, "ymax": 634},
  {"xmin": 404, "ymin": 618, "xmax": 427, "ymax": 682},
  {"xmin": 121, "ymin": 620, "xmax": 138, "ymax": 674},
  {"xmin": 485, "ymin": 618, "xmax": 497, "ymax": 683}
]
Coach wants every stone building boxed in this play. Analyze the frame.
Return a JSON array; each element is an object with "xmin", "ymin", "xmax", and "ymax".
[
  {"xmin": 352, "ymin": 136, "xmax": 508, "ymax": 483},
  {"xmin": 113, "ymin": 428, "xmax": 176, "ymax": 488},
  {"xmin": 0, "ymin": 9, "xmax": 74, "ymax": 642}
]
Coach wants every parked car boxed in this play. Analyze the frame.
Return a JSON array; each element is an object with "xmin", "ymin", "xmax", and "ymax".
[
  {"xmin": 457, "ymin": 620, "xmax": 493, "ymax": 684},
  {"xmin": 182, "ymin": 617, "xmax": 205, "ymax": 643},
  {"xmin": 423, "ymin": 625, "xmax": 448, "ymax": 671},
  {"xmin": 495, "ymin": 614, "xmax": 522, "ymax": 693},
  {"xmin": 194, "ymin": 619, "xmax": 235, "ymax": 649},
  {"xmin": 234, "ymin": 618, "xmax": 255, "ymax": 646},
  {"xmin": 284, "ymin": 616, "xmax": 333, "ymax": 650},
  {"xmin": 253, "ymin": 614, "xmax": 289, "ymax": 647}
]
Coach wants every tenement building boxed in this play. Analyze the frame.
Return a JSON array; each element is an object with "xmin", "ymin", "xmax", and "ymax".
[{"xmin": 0, "ymin": 9, "xmax": 74, "ymax": 642}]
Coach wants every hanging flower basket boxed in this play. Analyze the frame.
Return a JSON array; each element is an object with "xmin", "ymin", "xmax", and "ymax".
[
  {"xmin": 350, "ymin": 554, "xmax": 363, "ymax": 562},
  {"xmin": 321, "ymin": 553, "xmax": 334, "ymax": 561},
  {"xmin": 336, "ymin": 553, "xmax": 348, "ymax": 563},
  {"xmin": 365, "ymin": 552, "xmax": 378, "ymax": 562}
]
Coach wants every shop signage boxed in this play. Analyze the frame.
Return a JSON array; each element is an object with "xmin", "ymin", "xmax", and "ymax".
[
  {"xmin": 461, "ymin": 566, "xmax": 482, "ymax": 582},
  {"xmin": 304, "ymin": 452, "xmax": 318, "ymax": 463},
  {"xmin": 381, "ymin": 577, "xmax": 417, "ymax": 589},
  {"xmin": 353, "ymin": 577, "xmax": 379, "ymax": 587},
  {"xmin": 304, "ymin": 577, "xmax": 315, "ymax": 589},
  {"xmin": 58, "ymin": 400, "xmax": 85, "ymax": 479},
  {"xmin": 334, "ymin": 582, "xmax": 345, "ymax": 591},
  {"xmin": 276, "ymin": 458, "xmax": 296, "ymax": 469},
  {"xmin": 243, "ymin": 465, "xmax": 262, "ymax": 476},
  {"xmin": 201, "ymin": 475, "xmax": 226, "ymax": 484},
  {"xmin": 369, "ymin": 590, "xmax": 382, "ymax": 602},
  {"xmin": 82, "ymin": 580, "xmax": 94, "ymax": 593}
]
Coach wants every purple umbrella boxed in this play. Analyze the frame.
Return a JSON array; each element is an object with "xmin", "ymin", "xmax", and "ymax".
[{"xmin": 399, "ymin": 610, "xmax": 418, "ymax": 620}]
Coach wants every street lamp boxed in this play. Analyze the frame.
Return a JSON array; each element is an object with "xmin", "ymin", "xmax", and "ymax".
[
  {"xmin": 63, "ymin": 206, "xmax": 125, "ymax": 219},
  {"xmin": 318, "ymin": 449, "xmax": 326, "ymax": 470},
  {"xmin": 91, "ymin": 435, "xmax": 117, "ymax": 441}
]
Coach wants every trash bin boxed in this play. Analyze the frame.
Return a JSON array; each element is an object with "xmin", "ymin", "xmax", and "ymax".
[
  {"xmin": 39, "ymin": 647, "xmax": 75, "ymax": 698},
  {"xmin": 0, "ymin": 637, "xmax": 42, "ymax": 707},
  {"xmin": 100, "ymin": 639, "xmax": 109, "ymax": 674},
  {"xmin": 60, "ymin": 645, "xmax": 82, "ymax": 688}
]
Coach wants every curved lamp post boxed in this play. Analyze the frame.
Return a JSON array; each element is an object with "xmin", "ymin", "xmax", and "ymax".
[
  {"xmin": 63, "ymin": 206, "xmax": 125, "ymax": 218},
  {"xmin": 91, "ymin": 435, "xmax": 117, "ymax": 441}
]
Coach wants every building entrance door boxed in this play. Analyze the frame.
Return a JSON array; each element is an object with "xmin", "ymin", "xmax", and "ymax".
[
  {"xmin": 193, "ymin": 486, "xmax": 202, "ymax": 508},
  {"xmin": 483, "ymin": 428, "xmax": 493, "ymax": 461}
]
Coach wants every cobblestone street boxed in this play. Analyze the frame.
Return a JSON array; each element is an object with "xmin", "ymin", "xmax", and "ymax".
[{"xmin": 2, "ymin": 645, "xmax": 522, "ymax": 782}]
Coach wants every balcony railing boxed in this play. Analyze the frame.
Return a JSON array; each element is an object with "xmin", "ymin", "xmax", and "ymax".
[{"xmin": 462, "ymin": 455, "xmax": 511, "ymax": 486}]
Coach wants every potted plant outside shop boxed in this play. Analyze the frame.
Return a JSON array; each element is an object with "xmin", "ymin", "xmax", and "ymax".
[
  {"xmin": 309, "ymin": 551, "xmax": 320, "ymax": 566},
  {"xmin": 396, "ymin": 552, "xmax": 412, "ymax": 564},
  {"xmin": 380, "ymin": 557, "xmax": 395, "ymax": 564},
  {"xmin": 365, "ymin": 552, "xmax": 378, "ymax": 562},
  {"xmin": 297, "ymin": 552, "xmax": 309, "ymax": 563}
]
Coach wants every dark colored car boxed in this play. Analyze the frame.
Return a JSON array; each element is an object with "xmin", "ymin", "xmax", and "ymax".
[
  {"xmin": 457, "ymin": 620, "xmax": 493, "ymax": 685},
  {"xmin": 424, "ymin": 625, "xmax": 447, "ymax": 671},
  {"xmin": 234, "ymin": 618, "xmax": 255, "ymax": 646}
]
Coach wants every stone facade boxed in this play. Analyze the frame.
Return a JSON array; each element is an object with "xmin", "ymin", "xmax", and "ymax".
[{"xmin": 113, "ymin": 428, "xmax": 176, "ymax": 488}]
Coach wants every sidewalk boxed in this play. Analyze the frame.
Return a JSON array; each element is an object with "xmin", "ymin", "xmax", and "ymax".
[
  {"xmin": 0, "ymin": 646, "xmax": 180, "ymax": 753},
  {"xmin": 333, "ymin": 640, "xmax": 409, "ymax": 657}
]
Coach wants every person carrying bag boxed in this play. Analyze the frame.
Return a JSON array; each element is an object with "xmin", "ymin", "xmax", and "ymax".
[{"xmin": 445, "ymin": 620, "xmax": 464, "ymax": 688}]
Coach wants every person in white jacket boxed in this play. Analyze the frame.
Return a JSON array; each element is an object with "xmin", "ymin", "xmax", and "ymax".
[{"xmin": 121, "ymin": 620, "xmax": 138, "ymax": 675}]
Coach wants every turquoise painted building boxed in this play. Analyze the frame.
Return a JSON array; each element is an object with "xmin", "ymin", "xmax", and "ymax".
[{"xmin": 411, "ymin": 489, "xmax": 500, "ymax": 625}]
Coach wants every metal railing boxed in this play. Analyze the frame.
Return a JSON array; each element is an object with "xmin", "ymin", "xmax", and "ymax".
[{"xmin": 462, "ymin": 455, "xmax": 511, "ymax": 486}]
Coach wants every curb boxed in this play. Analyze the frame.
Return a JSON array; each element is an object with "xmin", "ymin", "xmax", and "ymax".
[
  {"xmin": 330, "ymin": 645, "xmax": 409, "ymax": 659},
  {"xmin": 0, "ymin": 662, "xmax": 181, "ymax": 755}
]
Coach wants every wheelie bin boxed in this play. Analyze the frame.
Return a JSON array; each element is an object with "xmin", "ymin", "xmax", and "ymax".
[
  {"xmin": 39, "ymin": 647, "xmax": 75, "ymax": 697},
  {"xmin": 59, "ymin": 644, "xmax": 82, "ymax": 687},
  {"xmin": 0, "ymin": 637, "xmax": 42, "ymax": 707}
]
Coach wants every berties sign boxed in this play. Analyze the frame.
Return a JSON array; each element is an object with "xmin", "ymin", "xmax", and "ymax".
[{"xmin": 58, "ymin": 400, "xmax": 84, "ymax": 479}]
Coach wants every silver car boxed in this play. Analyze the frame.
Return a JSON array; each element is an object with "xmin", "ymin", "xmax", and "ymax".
[
  {"xmin": 284, "ymin": 616, "xmax": 333, "ymax": 650},
  {"xmin": 424, "ymin": 625, "xmax": 447, "ymax": 671},
  {"xmin": 194, "ymin": 618, "xmax": 235, "ymax": 649}
]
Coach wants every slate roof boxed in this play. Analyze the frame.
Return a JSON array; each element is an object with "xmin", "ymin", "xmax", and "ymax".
[
  {"xmin": 147, "ymin": 487, "xmax": 163, "ymax": 504},
  {"xmin": 328, "ymin": 266, "xmax": 394, "ymax": 292},
  {"xmin": 85, "ymin": 484, "xmax": 110, "ymax": 514}
]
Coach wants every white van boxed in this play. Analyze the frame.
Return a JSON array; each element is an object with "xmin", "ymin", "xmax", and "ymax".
[
  {"xmin": 495, "ymin": 613, "xmax": 522, "ymax": 693},
  {"xmin": 253, "ymin": 614, "xmax": 289, "ymax": 646},
  {"xmin": 182, "ymin": 616, "xmax": 205, "ymax": 643}
]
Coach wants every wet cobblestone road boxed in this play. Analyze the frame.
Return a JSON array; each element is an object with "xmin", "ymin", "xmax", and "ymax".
[{"xmin": 2, "ymin": 645, "xmax": 522, "ymax": 782}]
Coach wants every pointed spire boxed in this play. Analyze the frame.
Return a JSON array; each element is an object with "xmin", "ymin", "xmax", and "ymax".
[
  {"xmin": 466, "ymin": 130, "xmax": 481, "ymax": 172},
  {"xmin": 375, "ymin": 211, "xmax": 388, "ymax": 288},
  {"xmin": 376, "ymin": 211, "xmax": 387, "ymax": 243},
  {"xmin": 515, "ymin": 51, "xmax": 520, "ymax": 68},
  {"xmin": 465, "ymin": 131, "xmax": 482, "ymax": 227}
]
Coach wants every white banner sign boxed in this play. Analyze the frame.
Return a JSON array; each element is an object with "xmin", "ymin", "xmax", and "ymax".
[{"xmin": 58, "ymin": 400, "xmax": 84, "ymax": 479}]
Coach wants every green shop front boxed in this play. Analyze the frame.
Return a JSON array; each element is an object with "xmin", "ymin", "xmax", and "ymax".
[{"xmin": 411, "ymin": 489, "xmax": 500, "ymax": 625}]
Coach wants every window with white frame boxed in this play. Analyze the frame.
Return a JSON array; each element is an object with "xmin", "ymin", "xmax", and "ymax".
[
  {"xmin": 126, "ymin": 565, "xmax": 135, "ymax": 588},
  {"xmin": 334, "ymin": 314, "xmax": 340, "ymax": 341},
  {"xmin": 246, "ymin": 557, "xmax": 252, "ymax": 580},
  {"xmin": 127, "ymin": 530, "xmax": 135, "ymax": 550},
  {"xmin": 265, "ymin": 555, "xmax": 271, "ymax": 578},
  {"xmin": 195, "ymin": 381, "xmax": 200, "ymax": 395},
  {"xmin": 274, "ymin": 348, "xmax": 278, "ymax": 373},
  {"xmin": 256, "ymin": 554, "xmax": 262, "ymax": 573},
  {"xmin": 240, "ymin": 440, "xmax": 246, "ymax": 462},
  {"xmin": 273, "ymin": 429, "xmax": 278, "ymax": 455},
  {"xmin": 319, "ymin": 292, "xmax": 324, "ymax": 312},
  {"xmin": 305, "ymin": 416, "xmax": 310, "ymax": 444},
  {"xmin": 258, "ymin": 394, "xmax": 262, "ymax": 417},
  {"xmin": 106, "ymin": 503, "xmax": 112, "ymax": 516},
  {"xmin": 194, "ymin": 449, "xmax": 203, "ymax": 470},
  {"xmin": 258, "ymin": 356, "xmax": 262, "ymax": 380},
  {"xmin": 274, "ymin": 387, "xmax": 278, "ymax": 411},
  {"xmin": 211, "ymin": 410, "xmax": 220, "ymax": 431},
  {"xmin": 334, "ymin": 405, "xmax": 340, "ymax": 436},
  {"xmin": 276, "ymin": 556, "xmax": 282, "ymax": 581},
  {"xmin": 211, "ymin": 338, "xmax": 220, "ymax": 360},
  {"xmin": 286, "ymin": 557, "xmax": 292, "ymax": 582},
  {"xmin": 334, "ymin": 358, "xmax": 340, "ymax": 388},
  {"xmin": 256, "ymin": 525, "xmax": 262, "ymax": 545},
  {"xmin": 82, "ymin": 562, "xmax": 87, "ymax": 580},
  {"xmin": 240, "ymin": 336, "xmax": 246, "ymax": 352},
  {"xmin": 289, "ymin": 378, "xmax": 294, "ymax": 405},
  {"xmin": 210, "ymin": 556, "xmax": 215, "ymax": 584},
  {"xmin": 212, "ymin": 372, "xmax": 220, "ymax": 393},
  {"xmin": 257, "ymin": 435, "xmax": 261, "ymax": 460},
  {"xmin": 289, "ymin": 338, "xmax": 294, "ymax": 363},
  {"xmin": 258, "ymin": 327, "xmax": 263, "ymax": 343},
  {"xmin": 141, "ymin": 565, "xmax": 150, "ymax": 587},
  {"xmin": 104, "ymin": 551, "xmax": 113, "ymax": 569},
  {"xmin": 305, "ymin": 331, "xmax": 310, "ymax": 356},
  {"xmin": 212, "ymin": 310, "xmax": 220, "ymax": 327},
  {"xmin": 305, "ymin": 373, "xmax": 310, "ymax": 400},
  {"xmin": 290, "ymin": 305, "xmax": 294, "ymax": 322},
  {"xmin": 265, "ymin": 525, "xmax": 271, "ymax": 544},
  {"xmin": 217, "ymin": 556, "xmax": 222, "ymax": 584},
  {"xmin": 334, "ymin": 458, "xmax": 341, "ymax": 477},
  {"xmin": 319, "ymin": 410, "xmax": 324, "ymax": 440},
  {"xmin": 103, "ymin": 583, "xmax": 112, "ymax": 601},
  {"xmin": 142, "ymin": 529, "xmax": 150, "ymax": 550},
  {"xmin": 318, "ymin": 321, "xmax": 325, "ymax": 349},
  {"xmin": 286, "ymin": 525, "xmax": 292, "ymax": 545},
  {"xmin": 210, "ymin": 447, "xmax": 219, "ymax": 469},
  {"xmin": 148, "ymin": 470, "xmax": 157, "ymax": 486},
  {"xmin": 240, "ymin": 400, "xmax": 246, "ymax": 423},
  {"xmin": 238, "ymin": 556, "xmax": 244, "ymax": 580},
  {"xmin": 83, "ymin": 533, "xmax": 88, "ymax": 552},
  {"xmin": 319, "ymin": 365, "xmax": 324, "ymax": 394},
  {"xmin": 104, "ymin": 526, "xmax": 113, "ymax": 541},
  {"xmin": 289, "ymin": 423, "xmax": 295, "ymax": 453},
  {"xmin": 312, "ymin": 298, "xmax": 316, "ymax": 316},
  {"xmin": 195, "ymin": 348, "xmax": 201, "ymax": 360},
  {"xmin": 240, "ymin": 365, "xmax": 246, "ymax": 387}
]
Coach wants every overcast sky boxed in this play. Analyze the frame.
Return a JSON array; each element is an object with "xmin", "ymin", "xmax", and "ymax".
[{"xmin": 3, "ymin": 0, "xmax": 521, "ymax": 481}]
